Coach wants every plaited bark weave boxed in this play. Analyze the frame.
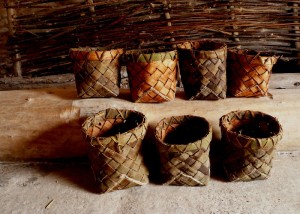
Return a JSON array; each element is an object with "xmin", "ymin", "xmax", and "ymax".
[
  {"xmin": 220, "ymin": 110, "xmax": 283, "ymax": 181},
  {"xmin": 70, "ymin": 48, "xmax": 123, "ymax": 98},
  {"xmin": 82, "ymin": 108, "xmax": 149, "ymax": 193},
  {"xmin": 177, "ymin": 41, "xmax": 227, "ymax": 100},
  {"xmin": 126, "ymin": 50, "xmax": 177, "ymax": 103},
  {"xmin": 227, "ymin": 49, "xmax": 279, "ymax": 97},
  {"xmin": 155, "ymin": 115, "xmax": 212, "ymax": 186}
]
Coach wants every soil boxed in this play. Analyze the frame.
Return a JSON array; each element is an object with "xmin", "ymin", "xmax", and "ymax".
[
  {"xmin": 164, "ymin": 117, "xmax": 209, "ymax": 145},
  {"xmin": 102, "ymin": 113, "xmax": 143, "ymax": 137}
]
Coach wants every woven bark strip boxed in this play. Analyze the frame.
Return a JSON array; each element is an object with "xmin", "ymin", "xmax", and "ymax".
[
  {"xmin": 177, "ymin": 41, "xmax": 227, "ymax": 100},
  {"xmin": 155, "ymin": 115, "xmax": 212, "ymax": 186},
  {"xmin": 220, "ymin": 110, "xmax": 283, "ymax": 182},
  {"xmin": 126, "ymin": 49, "xmax": 178, "ymax": 103},
  {"xmin": 82, "ymin": 108, "xmax": 149, "ymax": 193},
  {"xmin": 70, "ymin": 48, "xmax": 123, "ymax": 98},
  {"xmin": 227, "ymin": 49, "xmax": 279, "ymax": 97}
]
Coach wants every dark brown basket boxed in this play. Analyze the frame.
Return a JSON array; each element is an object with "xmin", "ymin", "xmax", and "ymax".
[
  {"xmin": 220, "ymin": 110, "xmax": 283, "ymax": 181},
  {"xmin": 177, "ymin": 41, "xmax": 227, "ymax": 100},
  {"xmin": 82, "ymin": 108, "xmax": 149, "ymax": 193},
  {"xmin": 227, "ymin": 49, "xmax": 279, "ymax": 97},
  {"xmin": 70, "ymin": 48, "xmax": 123, "ymax": 98},
  {"xmin": 155, "ymin": 115, "xmax": 212, "ymax": 186},
  {"xmin": 126, "ymin": 49, "xmax": 178, "ymax": 103}
]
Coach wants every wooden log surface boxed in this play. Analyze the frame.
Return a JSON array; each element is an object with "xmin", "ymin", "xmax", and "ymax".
[{"xmin": 0, "ymin": 73, "xmax": 299, "ymax": 161}]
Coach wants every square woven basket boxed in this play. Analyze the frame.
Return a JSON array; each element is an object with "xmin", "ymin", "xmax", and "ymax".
[
  {"xmin": 70, "ymin": 48, "xmax": 123, "ymax": 98},
  {"xmin": 126, "ymin": 49, "xmax": 178, "ymax": 103},
  {"xmin": 177, "ymin": 41, "xmax": 227, "ymax": 100},
  {"xmin": 220, "ymin": 110, "xmax": 283, "ymax": 181},
  {"xmin": 82, "ymin": 108, "xmax": 149, "ymax": 193},
  {"xmin": 155, "ymin": 115, "xmax": 212, "ymax": 186}
]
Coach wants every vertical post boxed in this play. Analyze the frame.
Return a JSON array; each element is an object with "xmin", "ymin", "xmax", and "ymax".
[
  {"xmin": 293, "ymin": 3, "xmax": 300, "ymax": 65},
  {"xmin": 229, "ymin": 0, "xmax": 240, "ymax": 43},
  {"xmin": 86, "ymin": 0, "xmax": 95, "ymax": 13},
  {"xmin": 163, "ymin": 0, "xmax": 176, "ymax": 47},
  {"xmin": 6, "ymin": 0, "xmax": 22, "ymax": 77}
]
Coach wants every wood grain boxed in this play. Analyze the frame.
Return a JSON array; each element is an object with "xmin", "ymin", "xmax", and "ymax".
[{"xmin": 0, "ymin": 74, "xmax": 299, "ymax": 160}]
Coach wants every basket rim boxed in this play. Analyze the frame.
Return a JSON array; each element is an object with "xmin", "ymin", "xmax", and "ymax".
[
  {"xmin": 155, "ymin": 115, "xmax": 212, "ymax": 147},
  {"xmin": 82, "ymin": 108, "xmax": 147, "ymax": 141},
  {"xmin": 69, "ymin": 47, "xmax": 124, "ymax": 60},
  {"xmin": 219, "ymin": 110, "xmax": 283, "ymax": 140},
  {"xmin": 177, "ymin": 40, "xmax": 227, "ymax": 52},
  {"xmin": 228, "ymin": 48, "xmax": 279, "ymax": 58}
]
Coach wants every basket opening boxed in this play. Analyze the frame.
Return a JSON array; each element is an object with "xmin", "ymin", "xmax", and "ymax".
[
  {"xmin": 178, "ymin": 41, "xmax": 224, "ymax": 51},
  {"xmin": 164, "ymin": 117, "xmax": 209, "ymax": 145},
  {"xmin": 87, "ymin": 112, "xmax": 144, "ymax": 138},
  {"xmin": 230, "ymin": 114, "xmax": 281, "ymax": 138}
]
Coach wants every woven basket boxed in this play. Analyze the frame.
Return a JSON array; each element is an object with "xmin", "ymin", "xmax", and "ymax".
[
  {"xmin": 82, "ymin": 108, "xmax": 149, "ymax": 193},
  {"xmin": 70, "ymin": 47, "xmax": 123, "ymax": 98},
  {"xmin": 220, "ymin": 110, "xmax": 283, "ymax": 181},
  {"xmin": 177, "ymin": 41, "xmax": 227, "ymax": 100},
  {"xmin": 155, "ymin": 115, "xmax": 212, "ymax": 186},
  {"xmin": 126, "ymin": 49, "xmax": 178, "ymax": 103},
  {"xmin": 227, "ymin": 49, "xmax": 279, "ymax": 97}
]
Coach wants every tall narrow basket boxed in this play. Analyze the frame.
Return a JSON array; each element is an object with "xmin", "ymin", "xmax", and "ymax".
[
  {"xmin": 82, "ymin": 108, "xmax": 149, "ymax": 193},
  {"xmin": 126, "ymin": 49, "xmax": 178, "ymax": 103},
  {"xmin": 177, "ymin": 41, "xmax": 227, "ymax": 100},
  {"xmin": 70, "ymin": 48, "xmax": 123, "ymax": 98},
  {"xmin": 155, "ymin": 115, "xmax": 212, "ymax": 186},
  {"xmin": 227, "ymin": 49, "xmax": 279, "ymax": 97},
  {"xmin": 220, "ymin": 110, "xmax": 283, "ymax": 181}
]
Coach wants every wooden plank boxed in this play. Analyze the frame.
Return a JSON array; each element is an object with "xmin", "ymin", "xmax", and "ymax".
[
  {"xmin": 1, "ymin": 72, "xmax": 299, "ymax": 90},
  {"xmin": 0, "ymin": 74, "xmax": 299, "ymax": 160}
]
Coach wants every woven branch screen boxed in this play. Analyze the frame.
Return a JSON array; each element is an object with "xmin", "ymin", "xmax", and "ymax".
[{"xmin": 0, "ymin": 0, "xmax": 299, "ymax": 77}]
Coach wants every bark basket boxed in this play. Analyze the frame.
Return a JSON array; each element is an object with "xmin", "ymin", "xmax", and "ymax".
[
  {"xmin": 227, "ymin": 49, "xmax": 279, "ymax": 97},
  {"xmin": 220, "ymin": 110, "xmax": 283, "ymax": 181},
  {"xmin": 177, "ymin": 41, "xmax": 227, "ymax": 100},
  {"xmin": 70, "ymin": 48, "xmax": 123, "ymax": 98},
  {"xmin": 155, "ymin": 115, "xmax": 212, "ymax": 186},
  {"xmin": 126, "ymin": 49, "xmax": 178, "ymax": 103},
  {"xmin": 82, "ymin": 108, "xmax": 149, "ymax": 193}
]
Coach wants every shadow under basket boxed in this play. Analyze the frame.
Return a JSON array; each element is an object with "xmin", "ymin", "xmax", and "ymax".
[
  {"xmin": 155, "ymin": 115, "xmax": 212, "ymax": 186},
  {"xmin": 177, "ymin": 41, "xmax": 227, "ymax": 100},
  {"xmin": 126, "ymin": 49, "xmax": 178, "ymax": 103},
  {"xmin": 70, "ymin": 48, "xmax": 123, "ymax": 98},
  {"xmin": 219, "ymin": 110, "xmax": 283, "ymax": 181},
  {"xmin": 82, "ymin": 108, "xmax": 149, "ymax": 194},
  {"xmin": 227, "ymin": 49, "xmax": 279, "ymax": 97}
]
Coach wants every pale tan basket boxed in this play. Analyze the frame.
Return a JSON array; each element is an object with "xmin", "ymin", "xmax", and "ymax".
[
  {"xmin": 220, "ymin": 110, "xmax": 283, "ymax": 181},
  {"xmin": 70, "ymin": 47, "xmax": 123, "ymax": 98},
  {"xmin": 155, "ymin": 115, "xmax": 212, "ymax": 186},
  {"xmin": 126, "ymin": 49, "xmax": 178, "ymax": 103},
  {"xmin": 82, "ymin": 108, "xmax": 149, "ymax": 193}
]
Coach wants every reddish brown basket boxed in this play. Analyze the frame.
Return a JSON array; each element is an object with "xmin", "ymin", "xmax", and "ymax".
[
  {"xmin": 70, "ymin": 47, "xmax": 123, "ymax": 98},
  {"xmin": 155, "ymin": 115, "xmax": 212, "ymax": 186},
  {"xmin": 126, "ymin": 49, "xmax": 178, "ymax": 103},
  {"xmin": 82, "ymin": 108, "xmax": 149, "ymax": 193},
  {"xmin": 220, "ymin": 110, "xmax": 283, "ymax": 181},
  {"xmin": 227, "ymin": 49, "xmax": 279, "ymax": 97},
  {"xmin": 177, "ymin": 41, "xmax": 227, "ymax": 100}
]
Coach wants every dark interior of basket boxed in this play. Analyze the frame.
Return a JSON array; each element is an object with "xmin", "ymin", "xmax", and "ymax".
[{"xmin": 0, "ymin": 0, "xmax": 299, "ymax": 77}]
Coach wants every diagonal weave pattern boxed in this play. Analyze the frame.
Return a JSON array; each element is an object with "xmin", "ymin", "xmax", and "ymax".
[
  {"xmin": 155, "ymin": 115, "xmax": 212, "ymax": 186},
  {"xmin": 70, "ymin": 48, "xmax": 123, "ymax": 98},
  {"xmin": 227, "ymin": 49, "xmax": 279, "ymax": 97},
  {"xmin": 220, "ymin": 110, "xmax": 283, "ymax": 181},
  {"xmin": 126, "ymin": 50, "xmax": 177, "ymax": 103},
  {"xmin": 178, "ymin": 41, "xmax": 227, "ymax": 100},
  {"xmin": 82, "ymin": 108, "xmax": 149, "ymax": 193}
]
